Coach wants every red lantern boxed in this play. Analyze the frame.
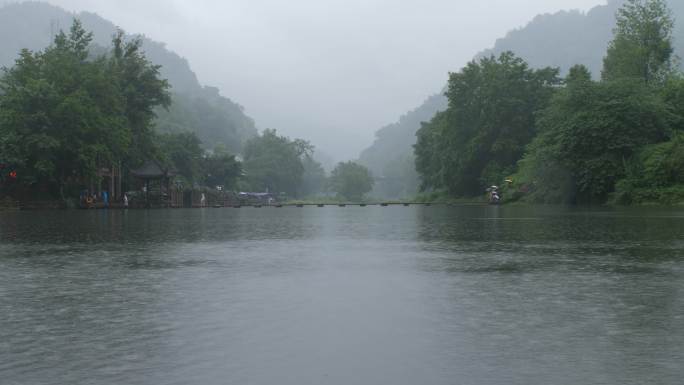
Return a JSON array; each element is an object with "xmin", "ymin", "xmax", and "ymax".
[{"xmin": 9, "ymin": 170, "xmax": 17, "ymax": 179}]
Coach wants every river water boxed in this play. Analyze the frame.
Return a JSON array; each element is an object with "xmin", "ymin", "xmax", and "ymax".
[{"xmin": 1, "ymin": 206, "xmax": 683, "ymax": 385}]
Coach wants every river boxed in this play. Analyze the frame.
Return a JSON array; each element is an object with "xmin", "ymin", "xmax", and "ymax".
[{"xmin": 1, "ymin": 205, "xmax": 683, "ymax": 385}]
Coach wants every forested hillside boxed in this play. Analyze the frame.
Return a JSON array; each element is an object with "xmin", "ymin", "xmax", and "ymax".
[
  {"xmin": 416, "ymin": 0, "xmax": 684, "ymax": 205},
  {"xmin": 0, "ymin": 2, "xmax": 256, "ymax": 153},
  {"xmin": 359, "ymin": 0, "xmax": 684, "ymax": 199}
]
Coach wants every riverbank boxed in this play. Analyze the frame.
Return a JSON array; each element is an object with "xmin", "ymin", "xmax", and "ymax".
[
  {"xmin": 1, "ymin": 197, "xmax": 487, "ymax": 211},
  {"xmin": 4, "ymin": 194, "xmax": 683, "ymax": 211}
]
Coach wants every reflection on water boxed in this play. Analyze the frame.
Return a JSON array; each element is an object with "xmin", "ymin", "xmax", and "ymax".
[{"xmin": 1, "ymin": 206, "xmax": 683, "ymax": 385}]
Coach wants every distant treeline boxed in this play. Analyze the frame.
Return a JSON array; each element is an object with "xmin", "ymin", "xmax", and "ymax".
[
  {"xmin": 415, "ymin": 0, "xmax": 684, "ymax": 205},
  {"xmin": 0, "ymin": 21, "xmax": 374, "ymax": 202}
]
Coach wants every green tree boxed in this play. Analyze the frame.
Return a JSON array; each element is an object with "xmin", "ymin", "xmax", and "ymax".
[
  {"xmin": 415, "ymin": 111, "xmax": 448, "ymax": 192},
  {"xmin": 414, "ymin": 52, "xmax": 560, "ymax": 196},
  {"xmin": 301, "ymin": 155, "xmax": 326, "ymax": 197},
  {"xmin": 375, "ymin": 153, "xmax": 419, "ymax": 199},
  {"xmin": 203, "ymin": 146, "xmax": 243, "ymax": 190},
  {"xmin": 242, "ymin": 129, "xmax": 309, "ymax": 196},
  {"xmin": 155, "ymin": 133, "xmax": 243, "ymax": 190},
  {"xmin": 0, "ymin": 20, "xmax": 170, "ymax": 199},
  {"xmin": 614, "ymin": 132, "xmax": 684, "ymax": 204},
  {"xmin": 109, "ymin": 29, "xmax": 171, "ymax": 165},
  {"xmin": 0, "ymin": 21, "xmax": 126, "ymax": 197},
  {"xmin": 602, "ymin": 0, "xmax": 675, "ymax": 84},
  {"xmin": 513, "ymin": 0, "xmax": 684, "ymax": 205},
  {"xmin": 157, "ymin": 132, "xmax": 204, "ymax": 184},
  {"xmin": 328, "ymin": 162, "xmax": 374, "ymax": 201},
  {"xmin": 516, "ymin": 65, "xmax": 672, "ymax": 203}
]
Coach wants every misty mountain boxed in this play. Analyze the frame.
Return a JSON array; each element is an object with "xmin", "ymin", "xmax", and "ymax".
[
  {"xmin": 359, "ymin": 93, "xmax": 447, "ymax": 177},
  {"xmin": 476, "ymin": 1, "xmax": 620, "ymax": 78},
  {"xmin": 0, "ymin": 1, "xmax": 257, "ymax": 153},
  {"xmin": 477, "ymin": 0, "xmax": 684, "ymax": 75},
  {"xmin": 358, "ymin": 0, "xmax": 684, "ymax": 197}
]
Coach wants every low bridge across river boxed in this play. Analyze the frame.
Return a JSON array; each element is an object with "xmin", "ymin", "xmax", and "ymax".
[{"xmin": 220, "ymin": 202, "xmax": 455, "ymax": 208}]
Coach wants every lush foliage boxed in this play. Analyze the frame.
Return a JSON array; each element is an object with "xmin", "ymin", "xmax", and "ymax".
[
  {"xmin": 614, "ymin": 132, "xmax": 684, "ymax": 204},
  {"xmin": 328, "ymin": 162, "xmax": 374, "ymax": 201},
  {"xmin": 514, "ymin": 0, "xmax": 684, "ymax": 205},
  {"xmin": 414, "ymin": 52, "xmax": 560, "ymax": 196},
  {"xmin": 602, "ymin": 0, "xmax": 675, "ymax": 84},
  {"xmin": 202, "ymin": 146, "xmax": 243, "ymax": 190},
  {"xmin": 373, "ymin": 153, "xmax": 419, "ymax": 199},
  {"xmin": 0, "ymin": 2, "xmax": 257, "ymax": 155},
  {"xmin": 0, "ymin": 21, "xmax": 169, "ymax": 197},
  {"xmin": 156, "ymin": 132, "xmax": 243, "ymax": 190},
  {"xmin": 0, "ymin": 21, "xmax": 247, "ymax": 200},
  {"xmin": 301, "ymin": 156, "xmax": 327, "ymax": 198},
  {"xmin": 156, "ymin": 132, "xmax": 204, "ymax": 184},
  {"xmin": 242, "ymin": 129, "xmax": 322, "ymax": 197},
  {"xmin": 359, "ymin": 0, "xmax": 684, "ymax": 201},
  {"xmin": 515, "ymin": 65, "xmax": 672, "ymax": 203},
  {"xmin": 414, "ymin": 0, "xmax": 684, "ymax": 205}
]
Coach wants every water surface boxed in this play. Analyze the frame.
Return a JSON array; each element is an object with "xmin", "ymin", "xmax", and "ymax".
[{"xmin": 1, "ymin": 206, "xmax": 683, "ymax": 385}]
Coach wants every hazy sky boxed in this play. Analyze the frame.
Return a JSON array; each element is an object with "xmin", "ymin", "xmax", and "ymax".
[{"xmin": 33, "ymin": 0, "xmax": 606, "ymax": 160}]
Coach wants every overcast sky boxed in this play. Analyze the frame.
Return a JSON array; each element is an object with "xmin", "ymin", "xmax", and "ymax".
[{"xmin": 32, "ymin": 0, "xmax": 605, "ymax": 160}]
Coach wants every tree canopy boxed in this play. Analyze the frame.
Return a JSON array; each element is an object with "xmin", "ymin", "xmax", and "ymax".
[
  {"xmin": 414, "ymin": 0, "xmax": 684, "ymax": 205},
  {"xmin": 414, "ymin": 52, "xmax": 560, "ymax": 196},
  {"xmin": 0, "ymin": 2, "xmax": 258, "ymax": 155},
  {"xmin": 202, "ymin": 147, "xmax": 243, "ymax": 191},
  {"xmin": 0, "ymin": 20, "xmax": 169, "ymax": 197},
  {"xmin": 156, "ymin": 132, "xmax": 243, "ymax": 190},
  {"xmin": 513, "ymin": 0, "xmax": 684, "ymax": 204},
  {"xmin": 328, "ymin": 162, "xmax": 374, "ymax": 201},
  {"xmin": 242, "ymin": 129, "xmax": 317, "ymax": 197},
  {"xmin": 301, "ymin": 156, "xmax": 327, "ymax": 198},
  {"xmin": 0, "ymin": 20, "xmax": 248, "ymax": 201},
  {"xmin": 602, "ymin": 0, "xmax": 675, "ymax": 84},
  {"xmin": 516, "ymin": 65, "xmax": 672, "ymax": 203},
  {"xmin": 359, "ymin": 0, "xmax": 684, "ymax": 202}
]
